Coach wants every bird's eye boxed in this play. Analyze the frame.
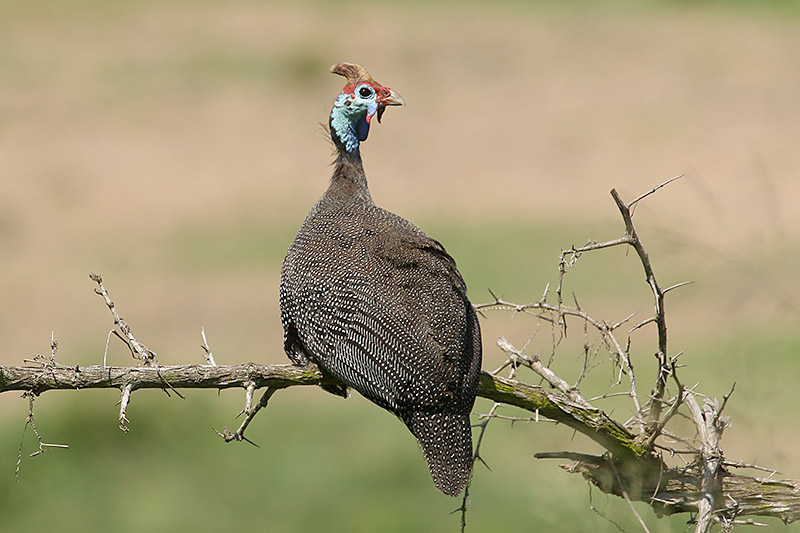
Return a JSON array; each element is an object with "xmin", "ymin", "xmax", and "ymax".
[{"xmin": 358, "ymin": 86, "xmax": 374, "ymax": 98}]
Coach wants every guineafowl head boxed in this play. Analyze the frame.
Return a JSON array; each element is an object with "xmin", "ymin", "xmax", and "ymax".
[{"xmin": 329, "ymin": 62, "xmax": 404, "ymax": 153}]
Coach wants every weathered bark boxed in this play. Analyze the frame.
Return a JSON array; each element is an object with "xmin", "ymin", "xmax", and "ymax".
[
  {"xmin": 3, "ymin": 361, "xmax": 797, "ymax": 526},
  {"xmin": 0, "ymin": 363, "xmax": 642, "ymax": 457},
  {"xmin": 554, "ymin": 452, "xmax": 800, "ymax": 525},
  {"xmin": 0, "ymin": 362, "xmax": 325, "ymax": 393}
]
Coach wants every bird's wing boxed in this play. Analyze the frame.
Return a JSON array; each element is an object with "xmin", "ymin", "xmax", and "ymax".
[{"xmin": 283, "ymin": 225, "xmax": 479, "ymax": 414}]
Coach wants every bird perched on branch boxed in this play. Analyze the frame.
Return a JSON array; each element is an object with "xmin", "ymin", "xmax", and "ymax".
[{"xmin": 280, "ymin": 62, "xmax": 482, "ymax": 496}]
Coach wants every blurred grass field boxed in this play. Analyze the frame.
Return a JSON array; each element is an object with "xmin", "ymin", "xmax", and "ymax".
[{"xmin": 1, "ymin": 0, "xmax": 800, "ymax": 531}]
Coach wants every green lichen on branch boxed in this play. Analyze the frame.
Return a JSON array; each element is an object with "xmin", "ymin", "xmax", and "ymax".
[
  {"xmin": 4, "ymin": 361, "xmax": 799, "ymax": 526},
  {"xmin": 477, "ymin": 372, "xmax": 649, "ymax": 460},
  {"xmin": 1, "ymin": 361, "xmax": 647, "ymax": 461}
]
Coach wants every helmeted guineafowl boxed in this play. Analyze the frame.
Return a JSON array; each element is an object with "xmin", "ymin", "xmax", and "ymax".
[{"xmin": 279, "ymin": 62, "xmax": 482, "ymax": 496}]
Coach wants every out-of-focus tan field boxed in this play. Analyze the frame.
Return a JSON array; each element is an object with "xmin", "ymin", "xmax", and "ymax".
[{"xmin": 2, "ymin": 1, "xmax": 799, "ymax": 531}]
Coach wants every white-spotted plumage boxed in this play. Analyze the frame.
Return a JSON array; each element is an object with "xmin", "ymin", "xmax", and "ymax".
[{"xmin": 279, "ymin": 63, "xmax": 481, "ymax": 496}]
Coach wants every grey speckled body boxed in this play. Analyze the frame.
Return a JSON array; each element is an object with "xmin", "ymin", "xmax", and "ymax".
[{"xmin": 279, "ymin": 65, "xmax": 481, "ymax": 496}]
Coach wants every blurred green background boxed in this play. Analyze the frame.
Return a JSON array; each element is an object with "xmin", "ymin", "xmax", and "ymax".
[{"xmin": 1, "ymin": 0, "xmax": 799, "ymax": 531}]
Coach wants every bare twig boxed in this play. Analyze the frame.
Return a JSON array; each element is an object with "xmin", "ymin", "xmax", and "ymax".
[
  {"xmin": 119, "ymin": 382, "xmax": 133, "ymax": 432},
  {"xmin": 609, "ymin": 459, "xmax": 651, "ymax": 533},
  {"xmin": 200, "ymin": 327, "xmax": 218, "ymax": 366},
  {"xmin": 476, "ymin": 296, "xmax": 644, "ymax": 427},
  {"xmin": 610, "ymin": 188, "xmax": 671, "ymax": 435},
  {"xmin": 15, "ymin": 391, "xmax": 69, "ymax": 480},
  {"xmin": 457, "ymin": 401, "xmax": 500, "ymax": 533},
  {"xmin": 627, "ymin": 174, "xmax": 683, "ymax": 208},
  {"xmin": 722, "ymin": 461, "xmax": 779, "ymax": 475},
  {"xmin": 89, "ymin": 273, "xmax": 157, "ymax": 366},
  {"xmin": 496, "ymin": 337, "xmax": 593, "ymax": 409},
  {"xmin": 216, "ymin": 385, "xmax": 277, "ymax": 445}
]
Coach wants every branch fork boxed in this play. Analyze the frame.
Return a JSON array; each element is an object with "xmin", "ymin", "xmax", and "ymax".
[{"xmin": 3, "ymin": 178, "xmax": 798, "ymax": 530}]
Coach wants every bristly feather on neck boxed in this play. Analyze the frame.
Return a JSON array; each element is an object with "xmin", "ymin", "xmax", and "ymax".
[
  {"xmin": 327, "ymin": 108, "xmax": 371, "ymax": 196},
  {"xmin": 327, "ymin": 93, "xmax": 373, "ymax": 194}
]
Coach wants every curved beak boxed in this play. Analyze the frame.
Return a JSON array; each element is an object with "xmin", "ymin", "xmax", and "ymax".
[
  {"xmin": 379, "ymin": 88, "xmax": 405, "ymax": 107},
  {"xmin": 376, "ymin": 88, "xmax": 404, "ymax": 123}
]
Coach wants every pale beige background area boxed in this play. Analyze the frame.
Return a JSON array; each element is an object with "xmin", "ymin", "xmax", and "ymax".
[{"xmin": 1, "ymin": 2, "xmax": 798, "ymax": 530}]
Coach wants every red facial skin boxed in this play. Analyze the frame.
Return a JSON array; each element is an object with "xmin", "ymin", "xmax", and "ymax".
[{"xmin": 341, "ymin": 82, "xmax": 403, "ymax": 124}]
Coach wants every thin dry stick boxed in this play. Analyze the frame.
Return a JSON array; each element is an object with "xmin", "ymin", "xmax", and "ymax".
[
  {"xmin": 15, "ymin": 391, "xmax": 69, "ymax": 480},
  {"xmin": 460, "ymin": 341, "xmax": 532, "ymax": 532},
  {"xmin": 496, "ymin": 337, "xmax": 593, "ymax": 409},
  {"xmin": 457, "ymin": 401, "xmax": 500, "ymax": 533},
  {"xmin": 215, "ymin": 385, "xmax": 277, "ymax": 445},
  {"xmin": 610, "ymin": 187, "xmax": 675, "ymax": 434},
  {"xmin": 90, "ymin": 273, "xmax": 187, "ymax": 432},
  {"xmin": 119, "ymin": 382, "xmax": 133, "ymax": 432},
  {"xmin": 90, "ymin": 273, "xmax": 157, "ymax": 366},
  {"xmin": 627, "ymin": 174, "xmax": 684, "ymax": 208},
  {"xmin": 476, "ymin": 294, "xmax": 643, "ymax": 428},
  {"xmin": 609, "ymin": 459, "xmax": 651, "ymax": 533},
  {"xmin": 200, "ymin": 327, "xmax": 218, "ymax": 366}
]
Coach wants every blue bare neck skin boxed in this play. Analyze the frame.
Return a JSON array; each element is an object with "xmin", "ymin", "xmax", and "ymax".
[{"xmin": 329, "ymin": 93, "xmax": 376, "ymax": 154}]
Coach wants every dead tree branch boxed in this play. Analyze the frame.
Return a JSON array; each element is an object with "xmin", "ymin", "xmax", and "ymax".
[
  {"xmin": 0, "ymin": 361, "xmax": 326, "ymax": 394},
  {"xmin": 2, "ymin": 178, "xmax": 798, "ymax": 530},
  {"xmin": 2, "ymin": 358, "xmax": 796, "ymax": 524},
  {"xmin": 473, "ymin": 179, "xmax": 798, "ymax": 530},
  {"xmin": 0, "ymin": 361, "xmax": 643, "ymax": 456}
]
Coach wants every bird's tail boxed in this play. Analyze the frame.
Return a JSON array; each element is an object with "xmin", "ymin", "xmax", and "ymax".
[{"xmin": 402, "ymin": 411, "xmax": 474, "ymax": 496}]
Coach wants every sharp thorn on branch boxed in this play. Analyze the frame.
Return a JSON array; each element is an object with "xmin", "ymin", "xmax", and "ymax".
[
  {"xmin": 663, "ymin": 280, "xmax": 695, "ymax": 294},
  {"xmin": 626, "ymin": 174, "xmax": 684, "ymax": 209},
  {"xmin": 200, "ymin": 327, "xmax": 218, "ymax": 366}
]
